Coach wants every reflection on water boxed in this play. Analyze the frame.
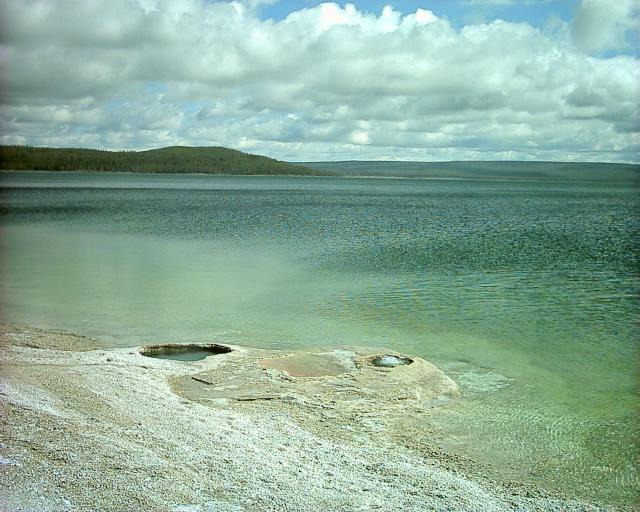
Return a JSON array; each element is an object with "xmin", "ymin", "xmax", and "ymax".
[{"xmin": 1, "ymin": 172, "xmax": 638, "ymax": 504}]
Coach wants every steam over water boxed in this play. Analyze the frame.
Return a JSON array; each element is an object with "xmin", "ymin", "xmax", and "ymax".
[{"xmin": 1, "ymin": 172, "xmax": 638, "ymax": 504}]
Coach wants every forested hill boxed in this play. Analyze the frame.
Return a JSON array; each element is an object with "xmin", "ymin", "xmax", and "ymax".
[
  {"xmin": 0, "ymin": 145, "xmax": 324, "ymax": 176},
  {"xmin": 3, "ymin": 145, "xmax": 637, "ymax": 182}
]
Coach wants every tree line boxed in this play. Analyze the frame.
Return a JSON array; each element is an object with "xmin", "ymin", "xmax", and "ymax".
[{"xmin": 0, "ymin": 145, "xmax": 328, "ymax": 176}]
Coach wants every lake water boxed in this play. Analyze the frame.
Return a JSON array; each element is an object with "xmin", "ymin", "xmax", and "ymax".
[{"xmin": 1, "ymin": 171, "xmax": 638, "ymax": 505}]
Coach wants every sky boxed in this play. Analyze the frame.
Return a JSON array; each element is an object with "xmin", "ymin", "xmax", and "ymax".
[{"xmin": 0, "ymin": 0, "xmax": 638, "ymax": 162}]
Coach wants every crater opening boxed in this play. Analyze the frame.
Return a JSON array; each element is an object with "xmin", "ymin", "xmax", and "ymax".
[
  {"xmin": 371, "ymin": 354, "xmax": 413, "ymax": 368},
  {"xmin": 140, "ymin": 344, "xmax": 232, "ymax": 362}
]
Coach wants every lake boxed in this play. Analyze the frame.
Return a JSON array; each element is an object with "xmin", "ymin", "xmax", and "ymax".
[{"xmin": 1, "ymin": 171, "xmax": 638, "ymax": 505}]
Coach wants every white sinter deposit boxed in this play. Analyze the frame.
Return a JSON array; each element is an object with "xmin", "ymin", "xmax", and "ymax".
[{"xmin": 0, "ymin": 324, "xmax": 614, "ymax": 512}]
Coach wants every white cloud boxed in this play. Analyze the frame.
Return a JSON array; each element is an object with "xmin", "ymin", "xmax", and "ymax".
[
  {"xmin": 571, "ymin": 0, "xmax": 639, "ymax": 53},
  {"xmin": 414, "ymin": 8, "xmax": 438, "ymax": 26},
  {"xmin": 0, "ymin": 0, "xmax": 638, "ymax": 162}
]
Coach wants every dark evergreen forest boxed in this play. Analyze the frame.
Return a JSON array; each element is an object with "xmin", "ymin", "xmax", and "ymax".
[{"xmin": 0, "ymin": 146, "xmax": 323, "ymax": 176}]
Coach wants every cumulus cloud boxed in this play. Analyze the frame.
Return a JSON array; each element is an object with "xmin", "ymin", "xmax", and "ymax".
[
  {"xmin": 571, "ymin": 0, "xmax": 639, "ymax": 53},
  {"xmin": 0, "ymin": 0, "xmax": 638, "ymax": 162}
]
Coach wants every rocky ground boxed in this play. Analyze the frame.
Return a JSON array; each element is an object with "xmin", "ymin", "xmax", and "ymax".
[{"xmin": 0, "ymin": 324, "xmax": 619, "ymax": 511}]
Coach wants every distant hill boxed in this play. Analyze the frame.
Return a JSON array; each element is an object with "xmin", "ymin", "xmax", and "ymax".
[
  {"xmin": 2, "ymin": 146, "xmax": 637, "ymax": 182},
  {"xmin": 0, "ymin": 145, "xmax": 325, "ymax": 176},
  {"xmin": 304, "ymin": 160, "xmax": 640, "ymax": 183}
]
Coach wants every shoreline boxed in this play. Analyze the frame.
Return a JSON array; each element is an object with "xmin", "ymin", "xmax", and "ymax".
[{"xmin": 0, "ymin": 324, "xmax": 619, "ymax": 511}]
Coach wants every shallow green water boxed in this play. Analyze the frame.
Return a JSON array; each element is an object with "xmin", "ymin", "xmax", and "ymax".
[{"xmin": 1, "ymin": 171, "xmax": 638, "ymax": 504}]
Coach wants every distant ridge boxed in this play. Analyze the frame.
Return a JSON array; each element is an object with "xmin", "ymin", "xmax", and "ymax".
[
  {"xmin": 0, "ymin": 145, "xmax": 325, "ymax": 176},
  {"xmin": 1, "ymin": 145, "xmax": 638, "ymax": 182},
  {"xmin": 304, "ymin": 160, "xmax": 640, "ymax": 183}
]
